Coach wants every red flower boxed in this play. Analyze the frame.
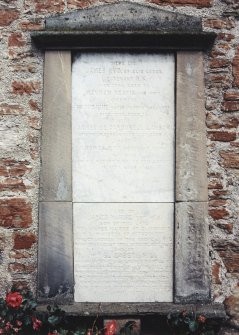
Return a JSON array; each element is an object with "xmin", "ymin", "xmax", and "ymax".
[
  {"xmin": 32, "ymin": 317, "xmax": 42, "ymax": 331},
  {"xmin": 16, "ymin": 321, "xmax": 22, "ymax": 327},
  {"xmin": 0, "ymin": 329, "xmax": 3, "ymax": 334},
  {"xmin": 5, "ymin": 292, "xmax": 23, "ymax": 309},
  {"xmin": 198, "ymin": 315, "xmax": 206, "ymax": 323},
  {"xmin": 105, "ymin": 321, "xmax": 117, "ymax": 335},
  {"xmin": 5, "ymin": 322, "xmax": 13, "ymax": 330}
]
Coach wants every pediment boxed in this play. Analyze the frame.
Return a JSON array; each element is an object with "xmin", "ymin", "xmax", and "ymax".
[
  {"xmin": 32, "ymin": 1, "xmax": 216, "ymax": 50},
  {"xmin": 45, "ymin": 1, "xmax": 202, "ymax": 33}
]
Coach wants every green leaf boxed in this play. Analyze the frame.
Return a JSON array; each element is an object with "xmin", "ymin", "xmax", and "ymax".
[
  {"xmin": 29, "ymin": 301, "xmax": 37, "ymax": 309},
  {"xmin": 188, "ymin": 320, "xmax": 198, "ymax": 332},
  {"xmin": 48, "ymin": 315, "xmax": 61, "ymax": 326},
  {"xmin": 24, "ymin": 315, "xmax": 32, "ymax": 326}
]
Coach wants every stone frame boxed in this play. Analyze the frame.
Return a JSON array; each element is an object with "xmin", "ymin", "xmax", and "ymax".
[{"xmin": 32, "ymin": 1, "xmax": 224, "ymax": 316}]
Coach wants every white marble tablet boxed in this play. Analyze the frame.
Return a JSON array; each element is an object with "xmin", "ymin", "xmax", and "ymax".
[
  {"xmin": 72, "ymin": 53, "xmax": 175, "ymax": 202},
  {"xmin": 73, "ymin": 203, "xmax": 174, "ymax": 302}
]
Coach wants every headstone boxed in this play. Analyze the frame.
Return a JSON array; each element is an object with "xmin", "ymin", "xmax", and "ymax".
[{"xmin": 72, "ymin": 53, "xmax": 175, "ymax": 302}]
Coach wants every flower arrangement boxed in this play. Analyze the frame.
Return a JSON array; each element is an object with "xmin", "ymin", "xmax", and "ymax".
[
  {"xmin": 0, "ymin": 287, "xmax": 216, "ymax": 335},
  {"xmin": 0, "ymin": 288, "xmax": 40, "ymax": 334},
  {"xmin": 167, "ymin": 311, "xmax": 216, "ymax": 335}
]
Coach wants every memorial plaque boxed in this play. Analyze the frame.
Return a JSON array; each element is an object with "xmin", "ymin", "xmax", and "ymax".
[
  {"xmin": 72, "ymin": 53, "xmax": 175, "ymax": 202},
  {"xmin": 72, "ymin": 53, "xmax": 175, "ymax": 303},
  {"xmin": 74, "ymin": 203, "xmax": 174, "ymax": 302}
]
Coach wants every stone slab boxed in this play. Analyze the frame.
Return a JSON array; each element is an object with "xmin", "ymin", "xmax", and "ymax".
[
  {"xmin": 175, "ymin": 202, "xmax": 210, "ymax": 303},
  {"xmin": 72, "ymin": 53, "xmax": 175, "ymax": 202},
  {"xmin": 40, "ymin": 51, "xmax": 72, "ymax": 201},
  {"xmin": 45, "ymin": 2, "xmax": 202, "ymax": 33},
  {"xmin": 176, "ymin": 52, "xmax": 208, "ymax": 202},
  {"xmin": 73, "ymin": 203, "xmax": 174, "ymax": 302},
  {"xmin": 38, "ymin": 202, "xmax": 73, "ymax": 300},
  {"xmin": 32, "ymin": 31, "xmax": 216, "ymax": 51},
  {"xmin": 37, "ymin": 302, "xmax": 226, "ymax": 319}
]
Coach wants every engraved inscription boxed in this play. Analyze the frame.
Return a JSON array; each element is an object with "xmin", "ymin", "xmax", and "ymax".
[
  {"xmin": 74, "ymin": 203, "xmax": 174, "ymax": 302},
  {"xmin": 72, "ymin": 53, "xmax": 175, "ymax": 303},
  {"xmin": 72, "ymin": 53, "xmax": 175, "ymax": 202}
]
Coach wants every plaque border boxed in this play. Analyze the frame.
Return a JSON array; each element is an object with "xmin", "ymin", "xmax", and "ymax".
[{"xmin": 36, "ymin": 1, "xmax": 214, "ymax": 309}]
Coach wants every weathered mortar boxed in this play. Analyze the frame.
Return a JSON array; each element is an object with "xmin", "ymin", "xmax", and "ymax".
[{"xmin": 0, "ymin": 0, "xmax": 238, "ymax": 333}]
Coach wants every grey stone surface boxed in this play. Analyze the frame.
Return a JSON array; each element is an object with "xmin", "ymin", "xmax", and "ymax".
[
  {"xmin": 175, "ymin": 202, "xmax": 210, "ymax": 303},
  {"xmin": 40, "ymin": 51, "xmax": 72, "ymax": 201},
  {"xmin": 176, "ymin": 52, "xmax": 208, "ymax": 202},
  {"xmin": 37, "ymin": 301, "xmax": 226, "ymax": 318},
  {"xmin": 32, "ymin": 2, "xmax": 216, "ymax": 50},
  {"xmin": 38, "ymin": 202, "xmax": 73, "ymax": 301},
  {"xmin": 31, "ymin": 31, "xmax": 216, "ymax": 50},
  {"xmin": 45, "ymin": 2, "xmax": 202, "ymax": 33}
]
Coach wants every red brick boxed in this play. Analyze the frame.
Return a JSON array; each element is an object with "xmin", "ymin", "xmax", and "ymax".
[
  {"xmin": 0, "ymin": 178, "xmax": 26, "ymax": 192},
  {"xmin": 29, "ymin": 99, "xmax": 40, "ymax": 112},
  {"xmin": 212, "ymin": 262, "xmax": 222, "ymax": 284},
  {"xmin": 207, "ymin": 73, "xmax": 230, "ymax": 88},
  {"xmin": 222, "ymin": 101, "xmax": 239, "ymax": 112},
  {"xmin": 209, "ymin": 58, "xmax": 230, "ymax": 68},
  {"xmin": 216, "ymin": 43, "xmax": 231, "ymax": 51},
  {"xmin": 212, "ymin": 190, "xmax": 230, "ymax": 198},
  {"xmin": 0, "ymin": 9, "xmax": 19, "ymax": 26},
  {"xmin": 11, "ymin": 64, "xmax": 37, "ymax": 73},
  {"xmin": 0, "ymin": 235, "xmax": 6, "ymax": 249},
  {"xmin": 224, "ymin": 91, "xmax": 239, "ymax": 101},
  {"xmin": 223, "ymin": 117, "xmax": 239, "ymax": 129},
  {"xmin": 208, "ymin": 180, "xmax": 223, "ymax": 189},
  {"xmin": 0, "ymin": 159, "xmax": 31, "ymax": 177},
  {"xmin": 13, "ymin": 232, "xmax": 36, "ymax": 249},
  {"xmin": 233, "ymin": 47, "xmax": 239, "ymax": 87},
  {"xmin": 28, "ymin": 116, "xmax": 41, "ymax": 129},
  {"xmin": 204, "ymin": 18, "xmax": 235, "ymax": 29},
  {"xmin": 0, "ymin": 103, "xmax": 24, "ymax": 115},
  {"xmin": 211, "ymin": 49, "xmax": 227, "ymax": 58},
  {"xmin": 231, "ymin": 142, "xmax": 239, "ymax": 147},
  {"xmin": 150, "ymin": 0, "xmax": 212, "ymax": 7},
  {"xmin": 206, "ymin": 114, "xmax": 239, "ymax": 129},
  {"xmin": 29, "ymin": 134, "xmax": 39, "ymax": 144},
  {"xmin": 217, "ymin": 222, "xmax": 233, "ymax": 234},
  {"xmin": 209, "ymin": 208, "xmax": 229, "ymax": 220},
  {"xmin": 208, "ymin": 131, "xmax": 237, "ymax": 142},
  {"xmin": 208, "ymin": 172, "xmax": 221, "ymax": 178},
  {"xmin": 19, "ymin": 20, "xmax": 44, "ymax": 31},
  {"xmin": 224, "ymin": 293, "xmax": 239, "ymax": 321},
  {"xmin": 9, "ymin": 262, "xmax": 34, "ymax": 273},
  {"xmin": 34, "ymin": 0, "xmax": 65, "ymax": 13},
  {"xmin": 12, "ymin": 81, "xmax": 40, "ymax": 94},
  {"xmin": 220, "ymin": 151, "xmax": 239, "ymax": 168},
  {"xmin": 30, "ymin": 148, "xmax": 39, "ymax": 160},
  {"xmin": 212, "ymin": 240, "xmax": 239, "ymax": 272},
  {"xmin": 10, "ymin": 250, "xmax": 32, "ymax": 259},
  {"xmin": 209, "ymin": 199, "xmax": 229, "ymax": 207},
  {"xmin": 67, "ymin": 0, "xmax": 95, "ymax": 8},
  {"xmin": 8, "ymin": 50, "xmax": 34, "ymax": 60},
  {"xmin": 12, "ymin": 281, "xmax": 29, "ymax": 290},
  {"xmin": 216, "ymin": 33, "xmax": 235, "ymax": 42},
  {"xmin": 206, "ymin": 114, "xmax": 221, "ymax": 129},
  {"xmin": 0, "ymin": 198, "xmax": 32, "ymax": 228},
  {"xmin": 8, "ymin": 32, "xmax": 25, "ymax": 47}
]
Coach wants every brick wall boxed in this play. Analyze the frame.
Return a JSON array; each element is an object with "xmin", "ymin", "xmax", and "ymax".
[{"xmin": 0, "ymin": 0, "xmax": 238, "ymax": 333}]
